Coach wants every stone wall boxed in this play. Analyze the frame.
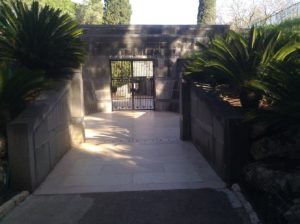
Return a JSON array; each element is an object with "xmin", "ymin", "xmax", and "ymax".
[
  {"xmin": 180, "ymin": 82, "xmax": 249, "ymax": 185},
  {"xmin": 7, "ymin": 70, "xmax": 85, "ymax": 192},
  {"xmin": 80, "ymin": 25, "xmax": 229, "ymax": 113}
]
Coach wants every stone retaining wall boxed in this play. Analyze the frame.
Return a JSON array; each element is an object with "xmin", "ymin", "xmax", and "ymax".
[
  {"xmin": 7, "ymin": 70, "xmax": 85, "ymax": 192},
  {"xmin": 180, "ymin": 82, "xmax": 249, "ymax": 184}
]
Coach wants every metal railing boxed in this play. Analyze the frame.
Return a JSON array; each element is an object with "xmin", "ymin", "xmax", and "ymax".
[{"xmin": 252, "ymin": 2, "xmax": 300, "ymax": 26}]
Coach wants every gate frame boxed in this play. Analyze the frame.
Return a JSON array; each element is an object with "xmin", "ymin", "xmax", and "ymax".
[{"xmin": 109, "ymin": 58, "xmax": 156, "ymax": 111}]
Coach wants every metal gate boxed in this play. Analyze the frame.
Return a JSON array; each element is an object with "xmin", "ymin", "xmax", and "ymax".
[{"xmin": 111, "ymin": 60, "xmax": 154, "ymax": 110}]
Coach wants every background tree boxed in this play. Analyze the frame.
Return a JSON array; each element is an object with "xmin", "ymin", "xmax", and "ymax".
[
  {"xmin": 197, "ymin": 0, "xmax": 216, "ymax": 24},
  {"xmin": 20, "ymin": 0, "xmax": 76, "ymax": 18},
  {"xmin": 217, "ymin": 0, "xmax": 295, "ymax": 29},
  {"xmin": 75, "ymin": 0, "xmax": 103, "ymax": 24},
  {"xmin": 103, "ymin": 0, "xmax": 132, "ymax": 25}
]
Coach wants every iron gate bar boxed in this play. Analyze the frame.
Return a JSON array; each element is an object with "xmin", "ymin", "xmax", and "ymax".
[{"xmin": 110, "ymin": 59, "xmax": 155, "ymax": 111}]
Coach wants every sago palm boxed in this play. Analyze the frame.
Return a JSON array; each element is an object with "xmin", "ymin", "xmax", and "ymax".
[
  {"xmin": 0, "ymin": 0, "xmax": 86, "ymax": 78},
  {"xmin": 0, "ymin": 65, "xmax": 45, "ymax": 125},
  {"xmin": 247, "ymin": 58, "xmax": 300, "ymax": 141},
  {"xmin": 187, "ymin": 27, "xmax": 300, "ymax": 109},
  {"xmin": 0, "ymin": 64, "xmax": 45, "ymax": 161}
]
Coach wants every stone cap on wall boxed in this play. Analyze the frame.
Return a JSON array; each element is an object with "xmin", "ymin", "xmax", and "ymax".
[
  {"xmin": 80, "ymin": 25, "xmax": 230, "ymax": 57},
  {"xmin": 80, "ymin": 24, "xmax": 229, "ymax": 37},
  {"xmin": 9, "ymin": 82, "xmax": 69, "ymax": 130}
]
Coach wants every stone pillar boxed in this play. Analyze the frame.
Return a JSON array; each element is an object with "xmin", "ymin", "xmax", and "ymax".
[
  {"xmin": 180, "ymin": 78, "xmax": 191, "ymax": 140},
  {"xmin": 94, "ymin": 57, "xmax": 112, "ymax": 113},
  {"xmin": 69, "ymin": 68, "xmax": 85, "ymax": 146}
]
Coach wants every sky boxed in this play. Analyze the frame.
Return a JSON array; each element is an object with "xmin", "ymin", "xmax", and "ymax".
[
  {"xmin": 72, "ymin": 0, "xmax": 297, "ymax": 25},
  {"xmin": 72, "ymin": 0, "xmax": 207, "ymax": 24},
  {"xmin": 130, "ymin": 0, "xmax": 298, "ymax": 25},
  {"xmin": 130, "ymin": 0, "xmax": 199, "ymax": 24}
]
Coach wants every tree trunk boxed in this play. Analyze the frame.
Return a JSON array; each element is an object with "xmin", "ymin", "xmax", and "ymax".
[{"xmin": 197, "ymin": 0, "xmax": 216, "ymax": 24}]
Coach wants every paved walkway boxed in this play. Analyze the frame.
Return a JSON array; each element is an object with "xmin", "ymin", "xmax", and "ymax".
[
  {"xmin": 1, "ymin": 111, "xmax": 251, "ymax": 224},
  {"xmin": 35, "ymin": 111, "xmax": 225, "ymax": 194}
]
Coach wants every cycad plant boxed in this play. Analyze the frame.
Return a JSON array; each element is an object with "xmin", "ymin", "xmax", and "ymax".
[
  {"xmin": 0, "ymin": 64, "xmax": 45, "ymax": 160},
  {"xmin": 188, "ymin": 27, "xmax": 300, "ymax": 109},
  {"xmin": 0, "ymin": 0, "xmax": 87, "ymax": 159},
  {"xmin": 243, "ymin": 58, "xmax": 300, "ymax": 210},
  {"xmin": 247, "ymin": 58, "xmax": 300, "ymax": 142},
  {"xmin": 0, "ymin": 0, "xmax": 86, "ymax": 79},
  {"xmin": 0, "ymin": 64, "xmax": 45, "ymax": 129}
]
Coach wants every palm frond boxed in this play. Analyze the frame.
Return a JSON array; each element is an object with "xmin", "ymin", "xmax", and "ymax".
[
  {"xmin": 186, "ymin": 26, "xmax": 300, "ymax": 111},
  {"xmin": 0, "ymin": 0, "xmax": 86, "ymax": 79},
  {"xmin": 0, "ymin": 64, "xmax": 46, "ymax": 120},
  {"xmin": 247, "ymin": 59, "xmax": 300, "ymax": 140}
]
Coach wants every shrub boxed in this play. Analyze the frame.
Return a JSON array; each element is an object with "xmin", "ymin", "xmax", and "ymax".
[
  {"xmin": 0, "ymin": 64, "xmax": 45, "ymax": 129},
  {"xmin": 247, "ymin": 59, "xmax": 300, "ymax": 143},
  {"xmin": 0, "ymin": 0, "xmax": 86, "ymax": 79},
  {"xmin": 265, "ymin": 18, "xmax": 300, "ymax": 36},
  {"xmin": 187, "ymin": 27, "xmax": 300, "ymax": 109}
]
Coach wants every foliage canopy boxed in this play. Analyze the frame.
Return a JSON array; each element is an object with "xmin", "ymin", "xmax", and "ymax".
[
  {"xmin": 75, "ymin": 0, "xmax": 103, "ymax": 24},
  {"xmin": 20, "ymin": 0, "xmax": 76, "ymax": 17},
  {"xmin": 103, "ymin": 0, "xmax": 132, "ymax": 25}
]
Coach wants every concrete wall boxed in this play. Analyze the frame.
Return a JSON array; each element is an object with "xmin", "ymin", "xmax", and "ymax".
[
  {"xmin": 81, "ymin": 25, "xmax": 229, "ymax": 113},
  {"xmin": 180, "ymin": 82, "xmax": 249, "ymax": 185},
  {"xmin": 7, "ymin": 71, "xmax": 85, "ymax": 192}
]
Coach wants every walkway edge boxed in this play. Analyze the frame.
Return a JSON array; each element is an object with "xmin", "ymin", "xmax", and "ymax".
[
  {"xmin": 232, "ymin": 184, "xmax": 262, "ymax": 224},
  {"xmin": 0, "ymin": 191, "xmax": 29, "ymax": 219}
]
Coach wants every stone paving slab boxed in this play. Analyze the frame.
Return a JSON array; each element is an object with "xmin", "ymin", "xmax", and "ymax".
[
  {"xmin": 2, "ymin": 189, "xmax": 248, "ymax": 224},
  {"xmin": 35, "ymin": 111, "xmax": 225, "ymax": 195},
  {"xmin": 2, "ymin": 112, "xmax": 252, "ymax": 224}
]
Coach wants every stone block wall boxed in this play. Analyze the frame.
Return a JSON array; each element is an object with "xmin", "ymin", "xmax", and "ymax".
[
  {"xmin": 7, "ymin": 71, "xmax": 85, "ymax": 192},
  {"xmin": 80, "ymin": 25, "xmax": 229, "ymax": 113},
  {"xmin": 180, "ymin": 83, "xmax": 249, "ymax": 185}
]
